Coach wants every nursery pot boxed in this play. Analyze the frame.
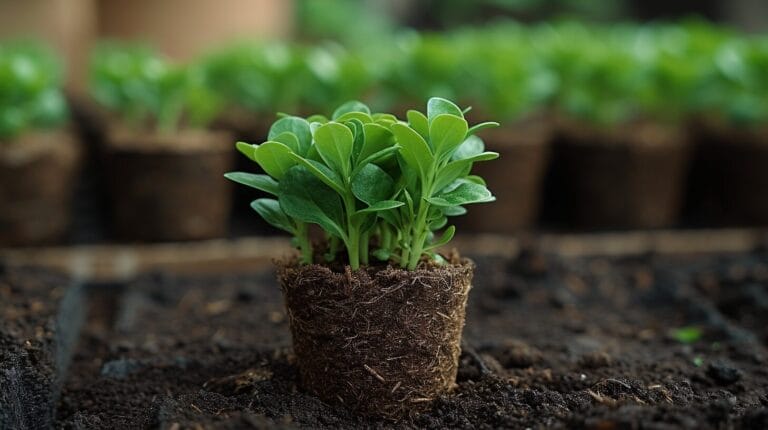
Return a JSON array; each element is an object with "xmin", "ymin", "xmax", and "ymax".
[
  {"xmin": 459, "ymin": 117, "xmax": 552, "ymax": 233},
  {"xmin": 685, "ymin": 120, "xmax": 768, "ymax": 226},
  {"xmin": 0, "ymin": 130, "xmax": 81, "ymax": 246},
  {"xmin": 277, "ymin": 259, "xmax": 474, "ymax": 419},
  {"xmin": 104, "ymin": 129, "xmax": 234, "ymax": 241},
  {"xmin": 554, "ymin": 120, "xmax": 690, "ymax": 229}
]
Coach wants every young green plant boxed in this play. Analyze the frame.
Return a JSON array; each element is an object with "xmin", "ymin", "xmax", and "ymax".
[{"xmin": 227, "ymin": 98, "xmax": 499, "ymax": 270}]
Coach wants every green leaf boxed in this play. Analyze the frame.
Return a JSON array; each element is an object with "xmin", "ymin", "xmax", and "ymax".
[
  {"xmin": 444, "ymin": 206, "xmax": 467, "ymax": 216},
  {"xmin": 372, "ymin": 248, "xmax": 391, "ymax": 261},
  {"xmin": 236, "ymin": 141, "xmax": 257, "ymax": 161},
  {"xmin": 359, "ymin": 123, "xmax": 396, "ymax": 162},
  {"xmin": 426, "ymin": 181, "xmax": 495, "ymax": 207},
  {"xmin": 332, "ymin": 100, "xmax": 370, "ymax": 119},
  {"xmin": 452, "ymin": 135, "xmax": 485, "ymax": 161},
  {"xmin": 271, "ymin": 131, "xmax": 300, "ymax": 153},
  {"xmin": 391, "ymin": 123, "xmax": 433, "ymax": 179},
  {"xmin": 372, "ymin": 113, "xmax": 398, "ymax": 123},
  {"xmin": 464, "ymin": 175, "xmax": 486, "ymax": 186},
  {"xmin": 433, "ymin": 160, "xmax": 473, "ymax": 192},
  {"xmin": 224, "ymin": 172, "xmax": 279, "ymax": 195},
  {"xmin": 429, "ymin": 113, "xmax": 469, "ymax": 160},
  {"xmin": 251, "ymin": 198, "xmax": 294, "ymax": 233},
  {"xmin": 253, "ymin": 141, "xmax": 296, "ymax": 180},
  {"xmin": 352, "ymin": 163, "xmax": 395, "ymax": 205},
  {"xmin": 336, "ymin": 111, "xmax": 373, "ymax": 123},
  {"xmin": 280, "ymin": 166, "xmax": 346, "ymax": 239},
  {"xmin": 429, "ymin": 216, "xmax": 447, "ymax": 230},
  {"xmin": 306, "ymin": 114, "xmax": 328, "ymax": 123},
  {"xmin": 357, "ymin": 200, "xmax": 404, "ymax": 214},
  {"xmin": 467, "ymin": 121, "xmax": 500, "ymax": 136},
  {"xmin": 354, "ymin": 146, "xmax": 400, "ymax": 175},
  {"xmin": 407, "ymin": 109, "xmax": 429, "ymax": 139},
  {"xmin": 462, "ymin": 152, "xmax": 499, "ymax": 163},
  {"xmin": 425, "ymin": 226, "xmax": 456, "ymax": 251},
  {"xmin": 314, "ymin": 122, "xmax": 354, "ymax": 177},
  {"xmin": 427, "ymin": 97, "xmax": 463, "ymax": 122},
  {"xmin": 268, "ymin": 117, "xmax": 311, "ymax": 156},
  {"xmin": 288, "ymin": 153, "xmax": 345, "ymax": 195},
  {"xmin": 346, "ymin": 118, "xmax": 365, "ymax": 162}
]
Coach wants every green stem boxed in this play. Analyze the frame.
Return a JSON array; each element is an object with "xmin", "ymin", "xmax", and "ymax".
[
  {"xmin": 406, "ymin": 172, "xmax": 435, "ymax": 270},
  {"xmin": 343, "ymin": 192, "xmax": 360, "ymax": 270},
  {"xmin": 407, "ymin": 204, "xmax": 430, "ymax": 270},
  {"xmin": 296, "ymin": 222, "xmax": 313, "ymax": 265}
]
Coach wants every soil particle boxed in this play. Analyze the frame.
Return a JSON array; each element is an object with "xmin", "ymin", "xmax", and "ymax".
[{"xmin": 706, "ymin": 361, "xmax": 743, "ymax": 385}]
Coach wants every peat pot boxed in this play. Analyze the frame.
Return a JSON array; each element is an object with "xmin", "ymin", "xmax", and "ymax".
[
  {"xmin": 686, "ymin": 121, "xmax": 768, "ymax": 226},
  {"xmin": 277, "ymin": 259, "xmax": 474, "ymax": 419},
  {"xmin": 104, "ymin": 129, "xmax": 233, "ymax": 241},
  {"xmin": 0, "ymin": 130, "xmax": 81, "ymax": 246},
  {"xmin": 460, "ymin": 118, "xmax": 551, "ymax": 233},
  {"xmin": 555, "ymin": 120, "xmax": 690, "ymax": 229}
]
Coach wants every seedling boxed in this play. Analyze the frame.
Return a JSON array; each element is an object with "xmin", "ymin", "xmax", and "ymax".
[
  {"xmin": 0, "ymin": 44, "xmax": 68, "ymax": 140},
  {"xmin": 90, "ymin": 43, "xmax": 221, "ymax": 133},
  {"xmin": 227, "ymin": 97, "xmax": 499, "ymax": 270}
]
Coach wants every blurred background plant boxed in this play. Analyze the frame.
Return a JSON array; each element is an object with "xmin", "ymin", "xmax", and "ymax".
[
  {"xmin": 90, "ymin": 43, "xmax": 222, "ymax": 133},
  {"xmin": 0, "ymin": 43, "xmax": 67, "ymax": 140}
]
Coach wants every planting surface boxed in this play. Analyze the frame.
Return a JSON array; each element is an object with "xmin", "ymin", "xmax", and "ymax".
[
  {"xmin": 1, "ymin": 266, "xmax": 83, "ymax": 429},
  {"xmin": 56, "ymin": 251, "xmax": 768, "ymax": 429}
]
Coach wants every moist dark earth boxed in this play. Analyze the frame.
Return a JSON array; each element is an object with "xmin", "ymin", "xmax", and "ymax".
[
  {"xmin": 1, "ymin": 267, "xmax": 82, "ymax": 429},
  {"xmin": 53, "ymin": 250, "xmax": 768, "ymax": 429}
]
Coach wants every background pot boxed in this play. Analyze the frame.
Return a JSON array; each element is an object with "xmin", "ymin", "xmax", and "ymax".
[
  {"xmin": 278, "ymin": 260, "xmax": 474, "ymax": 419},
  {"xmin": 551, "ymin": 120, "xmax": 690, "ymax": 230},
  {"xmin": 685, "ymin": 120, "xmax": 768, "ymax": 226},
  {"xmin": 458, "ymin": 117, "xmax": 551, "ymax": 233},
  {"xmin": 0, "ymin": 130, "xmax": 81, "ymax": 246},
  {"xmin": 104, "ymin": 129, "xmax": 234, "ymax": 241}
]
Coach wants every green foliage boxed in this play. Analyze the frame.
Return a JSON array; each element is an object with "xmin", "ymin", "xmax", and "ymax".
[
  {"xmin": 0, "ymin": 43, "xmax": 68, "ymax": 140},
  {"xmin": 90, "ymin": 43, "xmax": 222, "ymax": 133},
  {"xmin": 227, "ymin": 98, "xmax": 499, "ymax": 270},
  {"xmin": 672, "ymin": 326, "xmax": 703, "ymax": 344}
]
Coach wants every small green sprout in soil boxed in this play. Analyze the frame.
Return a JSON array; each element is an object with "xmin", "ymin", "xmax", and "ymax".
[
  {"xmin": 227, "ymin": 97, "xmax": 499, "ymax": 270},
  {"xmin": 672, "ymin": 326, "xmax": 703, "ymax": 344}
]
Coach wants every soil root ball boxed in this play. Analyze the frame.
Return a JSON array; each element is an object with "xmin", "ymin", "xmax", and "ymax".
[{"xmin": 277, "ymin": 259, "xmax": 474, "ymax": 419}]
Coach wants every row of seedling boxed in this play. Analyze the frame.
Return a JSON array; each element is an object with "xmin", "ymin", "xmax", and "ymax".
[{"xmin": 2, "ymin": 21, "xmax": 768, "ymax": 245}]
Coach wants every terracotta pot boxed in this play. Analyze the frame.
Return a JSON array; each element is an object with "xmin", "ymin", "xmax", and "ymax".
[
  {"xmin": 458, "ymin": 116, "xmax": 552, "ymax": 233},
  {"xmin": 686, "ymin": 120, "xmax": 768, "ymax": 226},
  {"xmin": 554, "ymin": 120, "xmax": 690, "ymax": 229},
  {"xmin": 278, "ymin": 259, "xmax": 474, "ymax": 419},
  {"xmin": 104, "ymin": 129, "xmax": 234, "ymax": 241},
  {"xmin": 0, "ymin": 130, "xmax": 81, "ymax": 246}
]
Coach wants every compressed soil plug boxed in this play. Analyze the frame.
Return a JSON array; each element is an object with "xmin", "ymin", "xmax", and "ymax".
[{"xmin": 277, "ymin": 259, "xmax": 474, "ymax": 419}]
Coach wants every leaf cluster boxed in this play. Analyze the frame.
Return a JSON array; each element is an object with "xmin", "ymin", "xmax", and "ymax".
[
  {"xmin": 90, "ymin": 43, "xmax": 222, "ymax": 133},
  {"xmin": 0, "ymin": 43, "xmax": 68, "ymax": 140},
  {"xmin": 226, "ymin": 97, "xmax": 499, "ymax": 270}
]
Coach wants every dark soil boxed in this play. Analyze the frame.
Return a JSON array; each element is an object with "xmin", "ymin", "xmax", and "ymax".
[
  {"xmin": 0, "ymin": 265, "xmax": 84, "ymax": 429},
  {"xmin": 277, "ymin": 259, "xmax": 473, "ymax": 418},
  {"xmin": 56, "ymin": 251, "xmax": 768, "ymax": 429}
]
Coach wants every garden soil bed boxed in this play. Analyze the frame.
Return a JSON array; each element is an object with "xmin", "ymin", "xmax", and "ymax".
[
  {"xmin": 55, "ymin": 250, "xmax": 768, "ymax": 429},
  {"xmin": 0, "ymin": 265, "xmax": 84, "ymax": 429}
]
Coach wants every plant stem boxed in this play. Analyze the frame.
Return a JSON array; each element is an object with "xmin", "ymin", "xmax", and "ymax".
[
  {"xmin": 343, "ymin": 192, "xmax": 360, "ymax": 270},
  {"xmin": 296, "ymin": 222, "xmax": 313, "ymax": 265},
  {"xmin": 406, "ymin": 173, "xmax": 435, "ymax": 270}
]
